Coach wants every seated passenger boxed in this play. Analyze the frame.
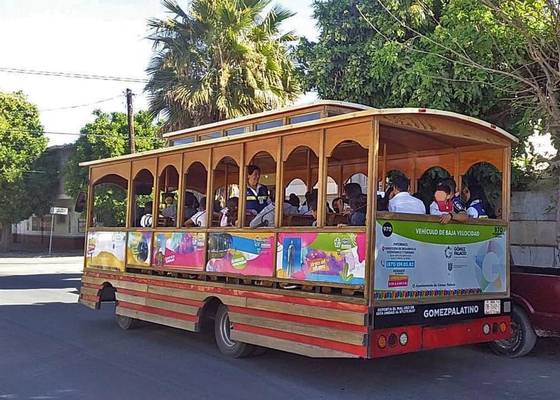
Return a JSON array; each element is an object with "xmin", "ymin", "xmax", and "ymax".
[
  {"xmin": 161, "ymin": 193, "xmax": 177, "ymax": 221},
  {"xmin": 348, "ymin": 196, "xmax": 366, "ymax": 226},
  {"xmin": 299, "ymin": 189, "xmax": 318, "ymax": 215},
  {"xmin": 183, "ymin": 191, "xmax": 199, "ymax": 221},
  {"xmin": 463, "ymin": 183, "xmax": 488, "ymax": 218},
  {"xmin": 220, "ymin": 197, "xmax": 239, "ymax": 227},
  {"xmin": 185, "ymin": 197, "xmax": 207, "ymax": 227},
  {"xmin": 438, "ymin": 178, "xmax": 469, "ymax": 224},
  {"xmin": 429, "ymin": 183, "xmax": 453, "ymax": 215},
  {"xmin": 376, "ymin": 186, "xmax": 392, "ymax": 211},
  {"xmin": 246, "ymin": 165, "xmax": 270, "ymax": 216},
  {"xmin": 288, "ymin": 193, "xmax": 300, "ymax": 209},
  {"xmin": 140, "ymin": 201, "xmax": 153, "ymax": 227},
  {"xmin": 387, "ymin": 176, "xmax": 426, "ymax": 214},
  {"xmin": 332, "ymin": 197, "xmax": 344, "ymax": 214},
  {"xmin": 308, "ymin": 198, "xmax": 318, "ymax": 227}
]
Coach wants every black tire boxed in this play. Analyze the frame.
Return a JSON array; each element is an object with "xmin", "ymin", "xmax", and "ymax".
[
  {"xmin": 490, "ymin": 305, "xmax": 537, "ymax": 358},
  {"xmin": 214, "ymin": 304, "xmax": 255, "ymax": 358},
  {"xmin": 116, "ymin": 314, "xmax": 137, "ymax": 330}
]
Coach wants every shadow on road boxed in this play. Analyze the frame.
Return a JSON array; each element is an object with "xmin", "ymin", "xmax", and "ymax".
[{"xmin": 0, "ymin": 273, "xmax": 82, "ymax": 290}]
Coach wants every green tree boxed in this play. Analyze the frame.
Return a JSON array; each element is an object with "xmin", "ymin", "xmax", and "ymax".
[
  {"xmin": 0, "ymin": 91, "xmax": 48, "ymax": 251},
  {"xmin": 64, "ymin": 110, "xmax": 163, "ymax": 227},
  {"xmin": 298, "ymin": 0, "xmax": 527, "ymax": 139},
  {"xmin": 64, "ymin": 110, "xmax": 164, "ymax": 198},
  {"xmin": 145, "ymin": 0, "xmax": 301, "ymax": 130}
]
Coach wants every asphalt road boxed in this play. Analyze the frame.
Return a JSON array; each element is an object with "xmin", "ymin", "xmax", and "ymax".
[{"xmin": 0, "ymin": 256, "xmax": 559, "ymax": 400}]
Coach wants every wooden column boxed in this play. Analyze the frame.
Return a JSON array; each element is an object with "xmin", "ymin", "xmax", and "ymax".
[
  {"xmin": 205, "ymin": 151, "xmax": 213, "ymax": 227},
  {"xmin": 238, "ymin": 144, "xmax": 246, "ymax": 227},
  {"xmin": 366, "ymin": 118, "xmax": 379, "ymax": 305},
  {"xmin": 274, "ymin": 136, "xmax": 284, "ymax": 227},
  {"xmin": 125, "ymin": 161, "xmax": 133, "ymax": 228},
  {"xmin": 316, "ymin": 129, "xmax": 327, "ymax": 227},
  {"xmin": 176, "ymin": 155, "xmax": 185, "ymax": 228},
  {"xmin": 152, "ymin": 157, "xmax": 160, "ymax": 228}
]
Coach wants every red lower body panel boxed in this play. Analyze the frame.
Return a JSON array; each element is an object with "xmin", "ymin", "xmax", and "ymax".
[{"xmin": 371, "ymin": 316, "xmax": 511, "ymax": 358}]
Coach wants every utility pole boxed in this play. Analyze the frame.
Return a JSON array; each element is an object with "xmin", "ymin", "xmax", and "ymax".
[{"xmin": 126, "ymin": 88, "xmax": 135, "ymax": 153}]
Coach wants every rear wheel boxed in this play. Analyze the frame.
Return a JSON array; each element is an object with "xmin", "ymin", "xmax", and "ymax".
[
  {"xmin": 490, "ymin": 305, "xmax": 537, "ymax": 358},
  {"xmin": 214, "ymin": 304, "xmax": 255, "ymax": 358},
  {"xmin": 116, "ymin": 314, "xmax": 137, "ymax": 330}
]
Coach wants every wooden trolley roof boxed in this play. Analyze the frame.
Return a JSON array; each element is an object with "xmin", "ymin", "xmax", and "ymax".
[{"xmin": 80, "ymin": 103, "xmax": 517, "ymax": 168}]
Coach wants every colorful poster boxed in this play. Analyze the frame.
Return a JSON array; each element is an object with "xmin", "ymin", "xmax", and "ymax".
[
  {"xmin": 126, "ymin": 231, "xmax": 152, "ymax": 267},
  {"xmin": 85, "ymin": 231, "xmax": 126, "ymax": 271},
  {"xmin": 276, "ymin": 232, "xmax": 366, "ymax": 285},
  {"xmin": 152, "ymin": 232, "xmax": 205, "ymax": 271},
  {"xmin": 375, "ymin": 219, "xmax": 508, "ymax": 300},
  {"xmin": 206, "ymin": 232, "xmax": 274, "ymax": 276}
]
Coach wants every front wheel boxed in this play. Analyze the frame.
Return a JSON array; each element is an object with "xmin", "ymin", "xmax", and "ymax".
[
  {"xmin": 214, "ymin": 304, "xmax": 255, "ymax": 358},
  {"xmin": 490, "ymin": 305, "xmax": 537, "ymax": 358}
]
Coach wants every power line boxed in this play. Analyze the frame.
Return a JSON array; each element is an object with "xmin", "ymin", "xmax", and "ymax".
[
  {"xmin": 39, "ymin": 95, "xmax": 123, "ymax": 112},
  {"xmin": 0, "ymin": 67, "xmax": 148, "ymax": 83}
]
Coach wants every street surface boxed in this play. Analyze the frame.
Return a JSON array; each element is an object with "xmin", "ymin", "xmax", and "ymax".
[{"xmin": 0, "ymin": 255, "xmax": 559, "ymax": 400}]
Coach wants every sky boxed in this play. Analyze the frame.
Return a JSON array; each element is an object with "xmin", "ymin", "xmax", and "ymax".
[{"xmin": 0, "ymin": 0, "xmax": 319, "ymax": 146}]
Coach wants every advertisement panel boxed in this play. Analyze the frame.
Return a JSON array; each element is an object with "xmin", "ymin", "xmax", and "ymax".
[
  {"xmin": 127, "ymin": 231, "xmax": 152, "ymax": 267},
  {"xmin": 85, "ymin": 231, "xmax": 126, "ymax": 271},
  {"xmin": 374, "ymin": 219, "xmax": 507, "ymax": 300},
  {"xmin": 276, "ymin": 232, "xmax": 366, "ymax": 285},
  {"xmin": 206, "ymin": 232, "xmax": 275, "ymax": 276},
  {"xmin": 152, "ymin": 232, "xmax": 205, "ymax": 271}
]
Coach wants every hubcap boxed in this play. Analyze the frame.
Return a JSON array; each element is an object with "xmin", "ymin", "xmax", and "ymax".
[{"xmin": 220, "ymin": 312, "xmax": 235, "ymax": 348}]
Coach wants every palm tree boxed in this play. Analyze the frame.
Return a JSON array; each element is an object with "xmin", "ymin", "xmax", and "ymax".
[{"xmin": 146, "ymin": 0, "xmax": 301, "ymax": 130}]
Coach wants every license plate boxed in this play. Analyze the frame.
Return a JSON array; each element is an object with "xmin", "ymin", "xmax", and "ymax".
[{"xmin": 484, "ymin": 300, "xmax": 501, "ymax": 315}]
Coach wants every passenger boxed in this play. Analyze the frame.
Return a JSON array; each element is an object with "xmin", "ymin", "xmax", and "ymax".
[
  {"xmin": 348, "ymin": 195, "xmax": 366, "ymax": 226},
  {"xmin": 140, "ymin": 201, "xmax": 153, "ymax": 227},
  {"xmin": 161, "ymin": 193, "xmax": 177, "ymax": 221},
  {"xmin": 288, "ymin": 193, "xmax": 300, "ymax": 209},
  {"xmin": 332, "ymin": 197, "xmax": 344, "ymax": 214},
  {"xmin": 183, "ymin": 191, "xmax": 199, "ymax": 221},
  {"xmin": 387, "ymin": 176, "xmax": 426, "ymax": 214},
  {"xmin": 463, "ymin": 183, "xmax": 488, "ymax": 218},
  {"xmin": 246, "ymin": 165, "xmax": 270, "ymax": 216},
  {"xmin": 438, "ymin": 178, "xmax": 468, "ymax": 224},
  {"xmin": 440, "ymin": 178, "xmax": 466, "ymax": 214},
  {"xmin": 184, "ymin": 197, "xmax": 207, "ymax": 227},
  {"xmin": 413, "ymin": 192, "xmax": 430, "ymax": 214},
  {"xmin": 250, "ymin": 192, "xmax": 276, "ymax": 228},
  {"xmin": 344, "ymin": 182, "xmax": 362, "ymax": 200},
  {"xmin": 308, "ymin": 197, "xmax": 318, "ymax": 227},
  {"xmin": 429, "ymin": 183, "xmax": 453, "ymax": 215},
  {"xmin": 300, "ymin": 190, "xmax": 317, "ymax": 215},
  {"xmin": 220, "ymin": 197, "xmax": 239, "ymax": 227},
  {"xmin": 376, "ymin": 186, "xmax": 392, "ymax": 211}
]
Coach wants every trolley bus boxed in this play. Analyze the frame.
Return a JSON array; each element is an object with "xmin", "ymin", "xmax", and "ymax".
[{"xmin": 78, "ymin": 101, "xmax": 515, "ymax": 358}]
